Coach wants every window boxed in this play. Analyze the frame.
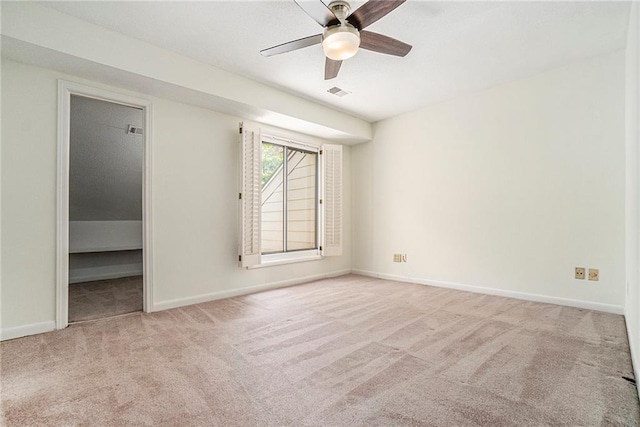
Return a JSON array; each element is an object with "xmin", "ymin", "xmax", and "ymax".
[
  {"xmin": 239, "ymin": 122, "xmax": 342, "ymax": 268},
  {"xmin": 261, "ymin": 142, "xmax": 318, "ymax": 254}
]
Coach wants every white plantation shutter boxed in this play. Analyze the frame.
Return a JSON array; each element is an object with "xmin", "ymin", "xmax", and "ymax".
[
  {"xmin": 321, "ymin": 144, "xmax": 343, "ymax": 257},
  {"xmin": 239, "ymin": 122, "xmax": 261, "ymax": 267}
]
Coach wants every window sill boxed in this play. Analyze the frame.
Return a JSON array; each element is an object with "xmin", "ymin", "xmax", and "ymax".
[{"xmin": 247, "ymin": 250, "xmax": 323, "ymax": 269}]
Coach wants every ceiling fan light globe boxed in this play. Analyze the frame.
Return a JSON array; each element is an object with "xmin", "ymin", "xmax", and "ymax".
[{"xmin": 322, "ymin": 26, "xmax": 360, "ymax": 61}]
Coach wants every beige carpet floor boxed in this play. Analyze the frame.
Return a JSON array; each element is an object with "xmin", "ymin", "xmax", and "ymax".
[
  {"xmin": 69, "ymin": 276, "xmax": 143, "ymax": 322},
  {"xmin": 1, "ymin": 274, "xmax": 638, "ymax": 426}
]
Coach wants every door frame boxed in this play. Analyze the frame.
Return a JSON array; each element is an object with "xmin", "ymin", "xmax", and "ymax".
[{"xmin": 56, "ymin": 80, "xmax": 153, "ymax": 329}]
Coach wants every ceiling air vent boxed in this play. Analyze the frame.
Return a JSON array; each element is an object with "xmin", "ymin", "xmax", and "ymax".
[
  {"xmin": 126, "ymin": 125, "xmax": 143, "ymax": 135},
  {"xmin": 327, "ymin": 87, "xmax": 351, "ymax": 97}
]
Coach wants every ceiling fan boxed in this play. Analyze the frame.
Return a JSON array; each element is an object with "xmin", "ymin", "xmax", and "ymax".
[{"xmin": 260, "ymin": 0, "xmax": 412, "ymax": 80}]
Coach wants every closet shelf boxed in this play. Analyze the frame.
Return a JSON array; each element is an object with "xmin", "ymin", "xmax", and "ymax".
[
  {"xmin": 70, "ymin": 245, "xmax": 142, "ymax": 254},
  {"xmin": 69, "ymin": 221, "xmax": 143, "ymax": 255}
]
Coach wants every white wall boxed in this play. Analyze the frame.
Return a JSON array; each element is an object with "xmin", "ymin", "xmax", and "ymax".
[
  {"xmin": 69, "ymin": 95, "xmax": 144, "ymax": 221},
  {"xmin": 2, "ymin": 60, "xmax": 58, "ymax": 332},
  {"xmin": 1, "ymin": 59, "xmax": 351, "ymax": 334},
  {"xmin": 352, "ymin": 51, "xmax": 626, "ymax": 312},
  {"xmin": 625, "ymin": 1, "xmax": 640, "ymax": 385},
  {"xmin": 69, "ymin": 221, "xmax": 142, "ymax": 253}
]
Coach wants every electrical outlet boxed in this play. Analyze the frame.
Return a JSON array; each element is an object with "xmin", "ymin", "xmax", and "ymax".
[
  {"xmin": 588, "ymin": 268, "xmax": 599, "ymax": 281},
  {"xmin": 575, "ymin": 267, "xmax": 585, "ymax": 280},
  {"xmin": 402, "ymin": 254, "xmax": 407, "ymax": 262},
  {"xmin": 393, "ymin": 254, "xmax": 402, "ymax": 263}
]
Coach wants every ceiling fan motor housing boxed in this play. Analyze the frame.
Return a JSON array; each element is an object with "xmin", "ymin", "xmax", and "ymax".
[{"xmin": 328, "ymin": 0, "xmax": 352, "ymax": 21}]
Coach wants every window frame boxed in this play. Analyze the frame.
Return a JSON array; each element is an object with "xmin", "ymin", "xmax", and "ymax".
[
  {"xmin": 259, "ymin": 134, "xmax": 321, "ymax": 265},
  {"xmin": 239, "ymin": 121, "xmax": 342, "ymax": 269}
]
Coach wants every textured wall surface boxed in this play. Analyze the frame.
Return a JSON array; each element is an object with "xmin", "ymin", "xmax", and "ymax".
[
  {"xmin": 70, "ymin": 95, "xmax": 143, "ymax": 221},
  {"xmin": 352, "ymin": 51, "xmax": 625, "ymax": 310}
]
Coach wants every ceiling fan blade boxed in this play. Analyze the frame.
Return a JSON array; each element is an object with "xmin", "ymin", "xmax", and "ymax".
[
  {"xmin": 294, "ymin": 0, "xmax": 339, "ymax": 27},
  {"xmin": 325, "ymin": 58, "xmax": 342, "ymax": 80},
  {"xmin": 260, "ymin": 34, "xmax": 322, "ymax": 57},
  {"xmin": 359, "ymin": 30, "xmax": 412, "ymax": 57},
  {"xmin": 348, "ymin": 0, "xmax": 406, "ymax": 30}
]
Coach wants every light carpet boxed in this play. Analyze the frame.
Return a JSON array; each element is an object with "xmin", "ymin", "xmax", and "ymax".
[
  {"xmin": 1, "ymin": 274, "xmax": 638, "ymax": 426},
  {"xmin": 69, "ymin": 276, "xmax": 143, "ymax": 322}
]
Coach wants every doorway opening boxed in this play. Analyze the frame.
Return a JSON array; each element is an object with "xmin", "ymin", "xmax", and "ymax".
[
  {"xmin": 57, "ymin": 81, "xmax": 153, "ymax": 329},
  {"xmin": 69, "ymin": 95, "xmax": 143, "ymax": 322}
]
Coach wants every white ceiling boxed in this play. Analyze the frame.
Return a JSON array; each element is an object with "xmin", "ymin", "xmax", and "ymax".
[
  {"xmin": 70, "ymin": 95, "xmax": 143, "ymax": 221},
  {"xmin": 42, "ymin": 1, "xmax": 630, "ymax": 122}
]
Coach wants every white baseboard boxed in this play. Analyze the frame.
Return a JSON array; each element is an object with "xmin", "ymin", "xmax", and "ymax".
[
  {"xmin": 1, "ymin": 321, "xmax": 56, "ymax": 341},
  {"xmin": 153, "ymin": 269, "xmax": 351, "ymax": 312},
  {"xmin": 69, "ymin": 263, "xmax": 143, "ymax": 284},
  {"xmin": 351, "ymin": 269, "xmax": 625, "ymax": 315}
]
